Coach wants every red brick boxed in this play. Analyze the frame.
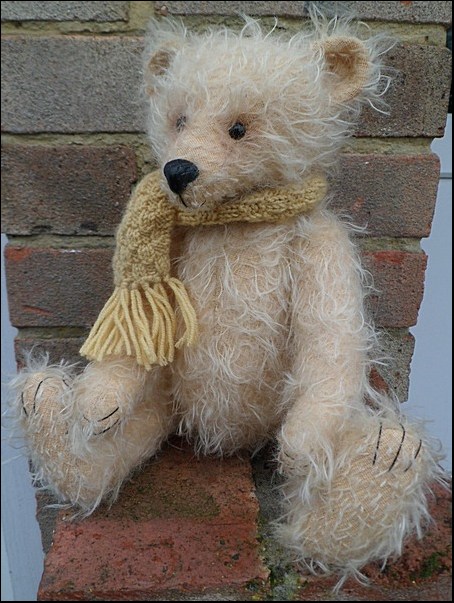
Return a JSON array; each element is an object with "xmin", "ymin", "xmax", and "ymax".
[
  {"xmin": 38, "ymin": 441, "xmax": 268, "ymax": 601},
  {"xmin": 158, "ymin": 1, "xmax": 453, "ymax": 23},
  {"xmin": 1, "ymin": 145, "xmax": 137, "ymax": 235},
  {"xmin": 363, "ymin": 250, "xmax": 427, "ymax": 328},
  {"xmin": 5, "ymin": 245, "xmax": 113, "ymax": 328},
  {"xmin": 1, "ymin": 1, "xmax": 129, "ymax": 22},
  {"xmin": 39, "ymin": 450, "xmax": 451, "ymax": 601},
  {"xmin": 5, "ymin": 245, "xmax": 426, "ymax": 328},
  {"xmin": 333, "ymin": 154, "xmax": 440, "ymax": 238}
]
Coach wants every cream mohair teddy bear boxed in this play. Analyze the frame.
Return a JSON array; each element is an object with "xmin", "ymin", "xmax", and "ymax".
[{"xmin": 11, "ymin": 12, "xmax": 444, "ymax": 583}]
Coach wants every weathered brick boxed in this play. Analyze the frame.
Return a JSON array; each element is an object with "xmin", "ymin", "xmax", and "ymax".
[
  {"xmin": 155, "ymin": 1, "xmax": 452, "ymax": 23},
  {"xmin": 1, "ymin": 37, "xmax": 451, "ymax": 138},
  {"xmin": 38, "ymin": 441, "xmax": 268, "ymax": 601},
  {"xmin": 1, "ymin": 36, "xmax": 145, "ymax": 133},
  {"xmin": 14, "ymin": 335, "xmax": 87, "ymax": 368},
  {"xmin": 5, "ymin": 245, "xmax": 113, "ymax": 328},
  {"xmin": 1, "ymin": 1, "xmax": 129, "ymax": 22},
  {"xmin": 310, "ymin": 1, "xmax": 453, "ymax": 24},
  {"xmin": 332, "ymin": 153, "xmax": 440, "ymax": 237},
  {"xmin": 1, "ymin": 145, "xmax": 137, "ymax": 235},
  {"xmin": 2, "ymin": 148, "xmax": 439, "ymax": 237},
  {"xmin": 358, "ymin": 44, "xmax": 452, "ymax": 138},
  {"xmin": 363, "ymin": 250, "xmax": 427, "ymax": 328},
  {"xmin": 5, "ymin": 244, "xmax": 427, "ymax": 329},
  {"xmin": 154, "ymin": 1, "xmax": 307, "ymax": 17},
  {"xmin": 374, "ymin": 330, "xmax": 415, "ymax": 402}
]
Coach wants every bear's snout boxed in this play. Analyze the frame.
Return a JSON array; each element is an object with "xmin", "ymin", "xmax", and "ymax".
[{"xmin": 164, "ymin": 159, "xmax": 199, "ymax": 196}]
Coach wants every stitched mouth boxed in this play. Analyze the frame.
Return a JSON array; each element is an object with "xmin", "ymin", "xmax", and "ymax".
[
  {"xmin": 177, "ymin": 191, "xmax": 210, "ymax": 211},
  {"xmin": 178, "ymin": 193, "xmax": 188, "ymax": 208}
]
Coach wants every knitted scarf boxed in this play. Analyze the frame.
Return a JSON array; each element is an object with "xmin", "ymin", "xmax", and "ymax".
[{"xmin": 79, "ymin": 170, "xmax": 327, "ymax": 369}]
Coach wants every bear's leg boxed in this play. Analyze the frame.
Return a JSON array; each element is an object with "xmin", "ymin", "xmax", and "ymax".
[
  {"xmin": 12, "ymin": 357, "xmax": 173, "ymax": 513},
  {"xmin": 277, "ymin": 212, "xmax": 444, "ymax": 579}
]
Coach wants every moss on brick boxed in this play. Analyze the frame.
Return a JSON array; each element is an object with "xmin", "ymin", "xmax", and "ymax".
[
  {"xmin": 102, "ymin": 465, "xmax": 221, "ymax": 521},
  {"xmin": 411, "ymin": 549, "xmax": 452, "ymax": 581}
]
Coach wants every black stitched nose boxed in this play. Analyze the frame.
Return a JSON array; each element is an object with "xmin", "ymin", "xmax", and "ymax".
[{"xmin": 163, "ymin": 159, "xmax": 199, "ymax": 195}]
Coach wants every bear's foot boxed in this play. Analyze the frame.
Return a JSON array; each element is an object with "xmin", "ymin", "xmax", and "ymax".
[
  {"xmin": 13, "ymin": 366, "xmax": 132, "ymax": 512},
  {"xmin": 11, "ymin": 360, "xmax": 172, "ymax": 514},
  {"xmin": 16, "ymin": 367, "xmax": 89, "ymax": 505},
  {"xmin": 278, "ymin": 413, "xmax": 445, "ymax": 582}
]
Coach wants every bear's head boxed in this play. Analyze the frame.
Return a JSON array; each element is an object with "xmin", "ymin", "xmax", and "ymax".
[{"xmin": 144, "ymin": 14, "xmax": 390, "ymax": 209}]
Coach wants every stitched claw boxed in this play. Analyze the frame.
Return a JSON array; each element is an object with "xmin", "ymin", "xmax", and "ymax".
[
  {"xmin": 21, "ymin": 373, "xmax": 69, "ymax": 418},
  {"xmin": 82, "ymin": 406, "xmax": 121, "ymax": 435},
  {"xmin": 371, "ymin": 423, "xmax": 424, "ymax": 474}
]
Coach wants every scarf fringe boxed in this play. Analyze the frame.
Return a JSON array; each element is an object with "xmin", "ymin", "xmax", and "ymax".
[{"xmin": 79, "ymin": 279, "xmax": 198, "ymax": 370}]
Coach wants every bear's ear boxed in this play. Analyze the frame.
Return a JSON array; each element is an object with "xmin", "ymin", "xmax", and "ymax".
[
  {"xmin": 319, "ymin": 36, "xmax": 370, "ymax": 103},
  {"xmin": 147, "ymin": 45, "xmax": 177, "ymax": 78},
  {"xmin": 144, "ymin": 20, "xmax": 186, "ymax": 94}
]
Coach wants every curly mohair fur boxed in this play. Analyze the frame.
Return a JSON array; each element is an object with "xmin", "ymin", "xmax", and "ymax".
[{"xmin": 8, "ymin": 9, "xmax": 445, "ymax": 587}]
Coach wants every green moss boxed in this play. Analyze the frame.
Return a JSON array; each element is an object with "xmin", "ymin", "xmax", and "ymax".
[
  {"xmin": 246, "ymin": 578, "xmax": 262, "ymax": 593},
  {"xmin": 413, "ymin": 550, "xmax": 450, "ymax": 580},
  {"xmin": 265, "ymin": 564, "xmax": 301, "ymax": 601}
]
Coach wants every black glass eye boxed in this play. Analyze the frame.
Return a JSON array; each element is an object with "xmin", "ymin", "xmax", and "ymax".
[
  {"xmin": 229, "ymin": 122, "xmax": 246, "ymax": 140},
  {"xmin": 176, "ymin": 115, "xmax": 186, "ymax": 132}
]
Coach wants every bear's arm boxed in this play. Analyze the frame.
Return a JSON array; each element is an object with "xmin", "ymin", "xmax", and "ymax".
[{"xmin": 278, "ymin": 209, "xmax": 372, "ymax": 474}]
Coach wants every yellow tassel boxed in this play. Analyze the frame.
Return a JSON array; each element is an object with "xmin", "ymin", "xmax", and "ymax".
[
  {"xmin": 167, "ymin": 278, "xmax": 199, "ymax": 348},
  {"xmin": 79, "ymin": 279, "xmax": 198, "ymax": 370}
]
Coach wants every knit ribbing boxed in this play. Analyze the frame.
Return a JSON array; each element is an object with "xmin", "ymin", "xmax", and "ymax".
[{"xmin": 80, "ymin": 170, "xmax": 327, "ymax": 369}]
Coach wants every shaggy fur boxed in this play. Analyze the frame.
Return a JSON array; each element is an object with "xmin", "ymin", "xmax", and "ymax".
[{"xmin": 9, "ymin": 11, "xmax": 445, "ymax": 586}]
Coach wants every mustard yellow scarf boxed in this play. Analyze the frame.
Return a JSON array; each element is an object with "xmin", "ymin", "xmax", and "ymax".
[{"xmin": 79, "ymin": 170, "xmax": 327, "ymax": 369}]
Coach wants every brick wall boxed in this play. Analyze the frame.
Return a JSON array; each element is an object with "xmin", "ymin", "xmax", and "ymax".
[{"xmin": 1, "ymin": 2, "xmax": 452, "ymax": 600}]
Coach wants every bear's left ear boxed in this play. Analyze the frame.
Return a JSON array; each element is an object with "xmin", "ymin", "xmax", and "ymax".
[{"xmin": 319, "ymin": 36, "xmax": 370, "ymax": 103}]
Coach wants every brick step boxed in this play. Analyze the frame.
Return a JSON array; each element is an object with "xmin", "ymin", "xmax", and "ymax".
[
  {"xmin": 38, "ymin": 440, "xmax": 269, "ymax": 601},
  {"xmin": 38, "ymin": 441, "xmax": 451, "ymax": 601}
]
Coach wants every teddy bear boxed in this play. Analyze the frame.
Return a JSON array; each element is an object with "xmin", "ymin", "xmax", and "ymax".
[{"xmin": 11, "ymin": 11, "xmax": 444, "ymax": 585}]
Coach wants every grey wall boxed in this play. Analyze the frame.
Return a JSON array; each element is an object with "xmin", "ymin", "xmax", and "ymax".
[{"xmin": 1, "ymin": 234, "xmax": 44, "ymax": 601}]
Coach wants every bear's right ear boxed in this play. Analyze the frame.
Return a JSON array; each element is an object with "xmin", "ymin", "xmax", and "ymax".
[
  {"xmin": 144, "ymin": 20, "xmax": 186, "ymax": 94},
  {"xmin": 147, "ymin": 47, "xmax": 175, "ymax": 77}
]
